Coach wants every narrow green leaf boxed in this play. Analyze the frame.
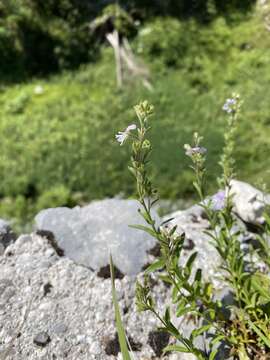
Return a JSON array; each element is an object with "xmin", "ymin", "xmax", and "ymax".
[
  {"xmin": 176, "ymin": 306, "xmax": 193, "ymax": 318},
  {"xmin": 194, "ymin": 269, "xmax": 202, "ymax": 283},
  {"xmin": 185, "ymin": 252, "xmax": 197, "ymax": 275},
  {"xmin": 210, "ymin": 334, "xmax": 225, "ymax": 346},
  {"xmin": 172, "ymin": 284, "xmax": 179, "ymax": 303},
  {"xmin": 191, "ymin": 325, "xmax": 211, "ymax": 340},
  {"xmin": 163, "ymin": 344, "xmax": 190, "ymax": 354},
  {"xmin": 129, "ymin": 224, "xmax": 156, "ymax": 237},
  {"xmin": 159, "ymin": 274, "xmax": 173, "ymax": 285},
  {"xmin": 110, "ymin": 255, "xmax": 132, "ymax": 360},
  {"xmin": 209, "ymin": 348, "xmax": 218, "ymax": 360},
  {"xmin": 164, "ymin": 307, "xmax": 171, "ymax": 323},
  {"xmin": 145, "ymin": 259, "xmax": 165, "ymax": 274},
  {"xmin": 169, "ymin": 225, "xmax": 178, "ymax": 236}
]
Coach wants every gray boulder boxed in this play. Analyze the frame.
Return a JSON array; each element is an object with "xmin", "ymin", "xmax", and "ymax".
[
  {"xmin": 35, "ymin": 199, "xmax": 159, "ymax": 275},
  {"xmin": 230, "ymin": 179, "xmax": 270, "ymax": 225}
]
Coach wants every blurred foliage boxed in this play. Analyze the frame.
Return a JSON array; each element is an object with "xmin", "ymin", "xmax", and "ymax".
[
  {"xmin": 91, "ymin": 4, "xmax": 136, "ymax": 37},
  {"xmin": 119, "ymin": 0, "xmax": 256, "ymax": 20},
  {"xmin": 0, "ymin": 0, "xmax": 98, "ymax": 81},
  {"xmin": 0, "ymin": 0, "xmax": 256, "ymax": 81}
]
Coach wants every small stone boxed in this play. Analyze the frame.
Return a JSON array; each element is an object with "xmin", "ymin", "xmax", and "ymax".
[
  {"xmin": 90, "ymin": 341, "xmax": 101, "ymax": 355},
  {"xmin": 76, "ymin": 334, "xmax": 87, "ymax": 344},
  {"xmin": 38, "ymin": 302, "xmax": 53, "ymax": 311},
  {"xmin": 53, "ymin": 323, "xmax": 68, "ymax": 335},
  {"xmin": 33, "ymin": 332, "xmax": 51, "ymax": 347},
  {"xmin": 45, "ymin": 248, "xmax": 55, "ymax": 257}
]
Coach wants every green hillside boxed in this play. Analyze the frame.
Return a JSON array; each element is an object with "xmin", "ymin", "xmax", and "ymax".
[{"xmin": 1, "ymin": 2, "xmax": 270, "ymax": 226}]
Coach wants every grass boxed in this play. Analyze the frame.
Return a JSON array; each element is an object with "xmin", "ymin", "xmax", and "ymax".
[
  {"xmin": 110, "ymin": 255, "xmax": 132, "ymax": 360},
  {"xmin": 0, "ymin": 8, "xmax": 270, "ymax": 226}
]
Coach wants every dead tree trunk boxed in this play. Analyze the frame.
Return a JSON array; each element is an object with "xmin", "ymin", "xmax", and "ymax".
[{"xmin": 106, "ymin": 30, "xmax": 123, "ymax": 88}]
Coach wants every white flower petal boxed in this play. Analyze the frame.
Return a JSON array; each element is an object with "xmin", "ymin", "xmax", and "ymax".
[{"xmin": 126, "ymin": 124, "xmax": 137, "ymax": 132}]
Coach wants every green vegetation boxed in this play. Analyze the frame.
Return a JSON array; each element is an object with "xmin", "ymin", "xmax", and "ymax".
[
  {"xmin": 0, "ymin": 0, "xmax": 256, "ymax": 81},
  {"xmin": 0, "ymin": 0, "xmax": 98, "ymax": 81},
  {"xmin": 124, "ymin": 100, "xmax": 270, "ymax": 359},
  {"xmin": 0, "ymin": 2, "xmax": 270, "ymax": 225}
]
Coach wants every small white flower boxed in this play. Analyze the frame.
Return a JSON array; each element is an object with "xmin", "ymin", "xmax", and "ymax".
[
  {"xmin": 184, "ymin": 144, "xmax": 207, "ymax": 157},
  {"xmin": 222, "ymin": 98, "xmax": 236, "ymax": 113},
  {"xmin": 115, "ymin": 124, "xmax": 137, "ymax": 145}
]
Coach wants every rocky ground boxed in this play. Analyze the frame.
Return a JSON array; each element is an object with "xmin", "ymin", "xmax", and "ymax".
[{"xmin": 0, "ymin": 180, "xmax": 269, "ymax": 360}]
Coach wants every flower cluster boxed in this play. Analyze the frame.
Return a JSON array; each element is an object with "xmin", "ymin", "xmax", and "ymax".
[
  {"xmin": 184, "ymin": 133, "xmax": 207, "ymax": 158},
  {"xmin": 222, "ymin": 93, "xmax": 241, "ymax": 114},
  {"xmin": 134, "ymin": 100, "xmax": 154, "ymax": 121},
  {"xmin": 115, "ymin": 101, "xmax": 154, "ymax": 146},
  {"xmin": 184, "ymin": 145, "xmax": 207, "ymax": 158},
  {"xmin": 222, "ymin": 98, "xmax": 236, "ymax": 113}
]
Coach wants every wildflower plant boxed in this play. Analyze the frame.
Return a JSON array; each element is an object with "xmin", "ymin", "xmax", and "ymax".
[{"xmin": 115, "ymin": 98, "xmax": 270, "ymax": 359}]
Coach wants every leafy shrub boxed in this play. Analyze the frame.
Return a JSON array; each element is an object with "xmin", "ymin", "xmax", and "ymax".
[
  {"xmin": 0, "ymin": 195, "xmax": 35, "ymax": 230},
  {"xmin": 119, "ymin": 0, "xmax": 256, "ymax": 20},
  {"xmin": 0, "ymin": 0, "xmax": 97, "ymax": 81},
  {"xmin": 136, "ymin": 17, "xmax": 187, "ymax": 67},
  {"xmin": 36, "ymin": 185, "xmax": 75, "ymax": 211}
]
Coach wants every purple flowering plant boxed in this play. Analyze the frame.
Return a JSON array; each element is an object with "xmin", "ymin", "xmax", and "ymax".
[{"xmin": 114, "ymin": 97, "xmax": 270, "ymax": 359}]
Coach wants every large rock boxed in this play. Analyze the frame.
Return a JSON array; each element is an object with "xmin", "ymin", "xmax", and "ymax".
[
  {"xmin": 0, "ymin": 234, "xmax": 192, "ymax": 360},
  {"xmin": 35, "ymin": 199, "xmax": 159, "ymax": 275},
  {"xmin": 230, "ymin": 180, "xmax": 270, "ymax": 225}
]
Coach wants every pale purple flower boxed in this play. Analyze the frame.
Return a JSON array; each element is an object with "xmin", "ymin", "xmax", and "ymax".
[
  {"xmin": 185, "ymin": 146, "xmax": 207, "ymax": 157},
  {"xmin": 222, "ymin": 98, "xmax": 236, "ymax": 113},
  {"xmin": 115, "ymin": 124, "xmax": 137, "ymax": 145},
  {"xmin": 211, "ymin": 190, "xmax": 226, "ymax": 211}
]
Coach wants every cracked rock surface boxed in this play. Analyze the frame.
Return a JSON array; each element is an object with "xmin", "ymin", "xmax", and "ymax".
[{"xmin": 0, "ymin": 233, "xmax": 193, "ymax": 360}]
